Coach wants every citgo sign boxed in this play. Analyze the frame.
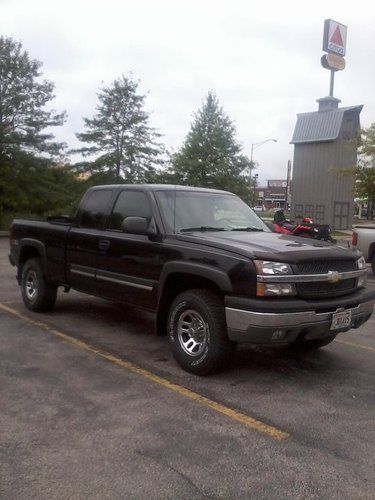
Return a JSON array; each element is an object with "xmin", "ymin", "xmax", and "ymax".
[{"xmin": 322, "ymin": 19, "xmax": 347, "ymax": 57}]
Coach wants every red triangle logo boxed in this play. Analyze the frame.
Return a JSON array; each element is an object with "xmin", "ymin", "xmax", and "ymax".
[{"xmin": 330, "ymin": 25, "xmax": 343, "ymax": 46}]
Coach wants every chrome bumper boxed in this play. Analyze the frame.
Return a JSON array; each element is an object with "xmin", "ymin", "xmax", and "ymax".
[{"xmin": 225, "ymin": 299, "xmax": 375, "ymax": 344}]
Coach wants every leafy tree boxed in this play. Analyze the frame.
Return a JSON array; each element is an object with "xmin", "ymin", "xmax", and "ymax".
[
  {"xmin": 0, "ymin": 151, "xmax": 83, "ymax": 226},
  {"xmin": 74, "ymin": 75, "xmax": 165, "ymax": 182},
  {"xmin": 356, "ymin": 124, "xmax": 375, "ymax": 219},
  {"xmin": 0, "ymin": 36, "xmax": 70, "ymax": 227},
  {"xmin": 0, "ymin": 36, "xmax": 66, "ymax": 157},
  {"xmin": 170, "ymin": 92, "xmax": 252, "ymax": 200}
]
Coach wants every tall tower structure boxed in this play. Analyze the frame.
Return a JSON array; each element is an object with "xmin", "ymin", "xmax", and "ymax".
[{"xmin": 290, "ymin": 20, "xmax": 362, "ymax": 230}]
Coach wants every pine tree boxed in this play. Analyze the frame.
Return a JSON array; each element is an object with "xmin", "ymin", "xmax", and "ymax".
[
  {"xmin": 74, "ymin": 75, "xmax": 165, "ymax": 182},
  {"xmin": 0, "ymin": 36, "xmax": 66, "ymax": 157},
  {"xmin": 0, "ymin": 36, "xmax": 69, "ymax": 227},
  {"xmin": 171, "ymin": 92, "xmax": 251, "ymax": 199}
]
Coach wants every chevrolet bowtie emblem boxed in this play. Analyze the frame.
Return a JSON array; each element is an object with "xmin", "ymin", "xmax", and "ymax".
[{"xmin": 327, "ymin": 270, "xmax": 340, "ymax": 283}]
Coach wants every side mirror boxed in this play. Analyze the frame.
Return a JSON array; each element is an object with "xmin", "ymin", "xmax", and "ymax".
[{"xmin": 121, "ymin": 216, "xmax": 156, "ymax": 236}]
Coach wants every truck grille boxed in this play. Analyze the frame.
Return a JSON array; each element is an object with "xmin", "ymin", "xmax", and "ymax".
[
  {"xmin": 296, "ymin": 279, "xmax": 357, "ymax": 299},
  {"xmin": 295, "ymin": 260, "xmax": 358, "ymax": 299},
  {"xmin": 295, "ymin": 260, "xmax": 357, "ymax": 274}
]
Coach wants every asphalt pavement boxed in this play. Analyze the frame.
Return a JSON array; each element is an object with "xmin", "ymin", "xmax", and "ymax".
[{"xmin": 1, "ymin": 237, "xmax": 375, "ymax": 499}]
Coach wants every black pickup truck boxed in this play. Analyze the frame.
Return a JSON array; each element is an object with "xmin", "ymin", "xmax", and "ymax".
[{"xmin": 9, "ymin": 184, "xmax": 375, "ymax": 374}]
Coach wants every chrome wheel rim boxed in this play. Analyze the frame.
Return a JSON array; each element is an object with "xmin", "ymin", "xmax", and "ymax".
[
  {"xmin": 25, "ymin": 270, "xmax": 38, "ymax": 300},
  {"xmin": 177, "ymin": 309, "xmax": 208, "ymax": 356}
]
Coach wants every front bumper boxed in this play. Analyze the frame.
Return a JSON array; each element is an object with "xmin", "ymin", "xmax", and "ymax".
[{"xmin": 225, "ymin": 288, "xmax": 375, "ymax": 344}]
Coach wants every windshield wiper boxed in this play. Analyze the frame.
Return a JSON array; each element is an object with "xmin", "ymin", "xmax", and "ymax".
[
  {"xmin": 230, "ymin": 227, "xmax": 264, "ymax": 232},
  {"xmin": 179, "ymin": 226, "xmax": 226, "ymax": 233}
]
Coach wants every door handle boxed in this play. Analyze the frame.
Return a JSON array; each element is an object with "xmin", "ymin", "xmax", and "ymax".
[{"xmin": 99, "ymin": 239, "xmax": 110, "ymax": 251}]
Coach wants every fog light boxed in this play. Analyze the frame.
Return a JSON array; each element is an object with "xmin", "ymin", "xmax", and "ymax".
[
  {"xmin": 358, "ymin": 274, "xmax": 367, "ymax": 287},
  {"xmin": 272, "ymin": 329, "xmax": 287, "ymax": 340}
]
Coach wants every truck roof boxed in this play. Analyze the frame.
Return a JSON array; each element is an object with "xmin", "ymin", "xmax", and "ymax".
[{"xmin": 88, "ymin": 184, "xmax": 233, "ymax": 195}]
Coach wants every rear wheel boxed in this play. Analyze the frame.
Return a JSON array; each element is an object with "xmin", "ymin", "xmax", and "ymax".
[
  {"xmin": 167, "ymin": 289, "xmax": 235, "ymax": 375},
  {"xmin": 21, "ymin": 258, "xmax": 57, "ymax": 312}
]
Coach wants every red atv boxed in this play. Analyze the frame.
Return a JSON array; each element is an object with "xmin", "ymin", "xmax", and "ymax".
[{"xmin": 271, "ymin": 210, "xmax": 336, "ymax": 243}]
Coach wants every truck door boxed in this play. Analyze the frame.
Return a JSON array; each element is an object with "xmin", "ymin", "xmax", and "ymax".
[
  {"xmin": 65, "ymin": 189, "xmax": 113, "ymax": 294},
  {"xmin": 95, "ymin": 189, "xmax": 162, "ymax": 309}
]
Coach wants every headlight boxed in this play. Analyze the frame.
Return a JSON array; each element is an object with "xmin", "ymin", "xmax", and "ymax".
[
  {"xmin": 257, "ymin": 283, "xmax": 297, "ymax": 296},
  {"xmin": 254, "ymin": 260, "xmax": 293, "ymax": 275},
  {"xmin": 255, "ymin": 260, "xmax": 296, "ymax": 296},
  {"xmin": 356, "ymin": 256, "xmax": 367, "ymax": 287}
]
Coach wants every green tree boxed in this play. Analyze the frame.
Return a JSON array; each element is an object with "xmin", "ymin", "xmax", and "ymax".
[
  {"xmin": 170, "ymin": 92, "xmax": 252, "ymax": 200},
  {"xmin": 356, "ymin": 124, "xmax": 375, "ymax": 219},
  {"xmin": 0, "ymin": 36, "xmax": 72, "ymax": 227},
  {"xmin": 0, "ymin": 36, "xmax": 66, "ymax": 156},
  {"xmin": 0, "ymin": 151, "xmax": 83, "ymax": 224},
  {"xmin": 74, "ymin": 75, "xmax": 165, "ymax": 182}
]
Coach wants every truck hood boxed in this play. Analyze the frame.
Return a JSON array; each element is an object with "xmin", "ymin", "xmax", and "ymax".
[{"xmin": 176, "ymin": 230, "xmax": 361, "ymax": 263}]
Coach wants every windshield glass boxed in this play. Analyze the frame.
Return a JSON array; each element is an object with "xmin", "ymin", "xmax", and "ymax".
[{"xmin": 155, "ymin": 190, "xmax": 269, "ymax": 233}]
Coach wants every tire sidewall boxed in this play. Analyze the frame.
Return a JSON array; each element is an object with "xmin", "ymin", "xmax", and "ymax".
[
  {"xmin": 21, "ymin": 258, "xmax": 56, "ymax": 312},
  {"xmin": 168, "ymin": 292, "xmax": 226, "ymax": 374},
  {"xmin": 21, "ymin": 259, "xmax": 44, "ymax": 311}
]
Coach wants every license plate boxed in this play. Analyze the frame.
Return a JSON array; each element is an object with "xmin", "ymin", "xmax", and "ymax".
[{"xmin": 330, "ymin": 310, "xmax": 352, "ymax": 330}]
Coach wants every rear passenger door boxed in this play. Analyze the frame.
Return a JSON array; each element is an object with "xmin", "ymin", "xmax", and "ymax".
[
  {"xmin": 66, "ymin": 189, "xmax": 113, "ymax": 294},
  {"xmin": 95, "ymin": 189, "xmax": 162, "ymax": 309}
]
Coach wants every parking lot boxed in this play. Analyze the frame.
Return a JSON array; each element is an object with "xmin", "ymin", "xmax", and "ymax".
[{"xmin": 1, "ymin": 236, "xmax": 375, "ymax": 499}]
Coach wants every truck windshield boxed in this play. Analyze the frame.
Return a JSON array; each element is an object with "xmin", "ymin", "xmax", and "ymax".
[{"xmin": 155, "ymin": 190, "xmax": 268, "ymax": 233}]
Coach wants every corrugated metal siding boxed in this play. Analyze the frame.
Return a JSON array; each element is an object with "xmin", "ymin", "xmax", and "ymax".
[{"xmin": 291, "ymin": 106, "xmax": 362, "ymax": 144}]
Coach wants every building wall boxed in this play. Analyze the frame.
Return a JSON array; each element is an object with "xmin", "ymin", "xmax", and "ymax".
[{"xmin": 291, "ymin": 139, "xmax": 357, "ymax": 229}]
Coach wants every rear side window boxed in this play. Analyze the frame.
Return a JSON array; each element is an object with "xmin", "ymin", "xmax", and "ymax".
[
  {"xmin": 79, "ymin": 190, "xmax": 113, "ymax": 229},
  {"xmin": 109, "ymin": 191, "xmax": 152, "ymax": 231}
]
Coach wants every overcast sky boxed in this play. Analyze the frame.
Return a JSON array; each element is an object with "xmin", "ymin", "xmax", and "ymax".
[{"xmin": 2, "ymin": 0, "xmax": 375, "ymax": 184}]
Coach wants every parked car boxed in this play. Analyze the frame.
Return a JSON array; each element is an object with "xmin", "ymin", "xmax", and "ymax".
[
  {"xmin": 352, "ymin": 224, "xmax": 375, "ymax": 274},
  {"xmin": 9, "ymin": 185, "xmax": 375, "ymax": 375}
]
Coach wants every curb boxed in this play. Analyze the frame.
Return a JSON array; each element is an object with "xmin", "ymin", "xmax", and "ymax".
[{"xmin": 0, "ymin": 231, "xmax": 8, "ymax": 238}]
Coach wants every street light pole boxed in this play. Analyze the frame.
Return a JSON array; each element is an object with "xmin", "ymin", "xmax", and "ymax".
[{"xmin": 249, "ymin": 139, "xmax": 277, "ymax": 206}]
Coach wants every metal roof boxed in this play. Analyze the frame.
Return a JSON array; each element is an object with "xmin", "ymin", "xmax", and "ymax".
[{"xmin": 291, "ymin": 105, "xmax": 363, "ymax": 144}]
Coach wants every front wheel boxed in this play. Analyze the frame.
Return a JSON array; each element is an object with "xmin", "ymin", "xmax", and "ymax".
[
  {"xmin": 167, "ymin": 289, "xmax": 235, "ymax": 375},
  {"xmin": 21, "ymin": 258, "xmax": 57, "ymax": 312}
]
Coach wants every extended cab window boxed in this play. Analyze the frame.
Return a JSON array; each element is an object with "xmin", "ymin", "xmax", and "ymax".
[
  {"xmin": 109, "ymin": 191, "xmax": 152, "ymax": 231},
  {"xmin": 79, "ymin": 190, "xmax": 113, "ymax": 229}
]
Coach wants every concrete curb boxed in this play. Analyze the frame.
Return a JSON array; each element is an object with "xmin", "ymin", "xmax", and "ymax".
[{"xmin": 0, "ymin": 231, "xmax": 8, "ymax": 238}]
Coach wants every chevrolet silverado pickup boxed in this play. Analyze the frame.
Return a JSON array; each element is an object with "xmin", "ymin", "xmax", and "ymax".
[
  {"xmin": 9, "ymin": 185, "xmax": 375, "ymax": 374},
  {"xmin": 352, "ymin": 224, "xmax": 375, "ymax": 274}
]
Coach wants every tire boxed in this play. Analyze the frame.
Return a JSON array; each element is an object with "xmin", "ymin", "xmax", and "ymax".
[
  {"xmin": 371, "ymin": 254, "xmax": 375, "ymax": 275},
  {"xmin": 21, "ymin": 258, "xmax": 57, "ymax": 312},
  {"xmin": 291, "ymin": 334, "xmax": 336, "ymax": 351},
  {"xmin": 167, "ymin": 289, "xmax": 235, "ymax": 375}
]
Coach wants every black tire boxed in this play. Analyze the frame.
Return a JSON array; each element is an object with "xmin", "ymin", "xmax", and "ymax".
[
  {"xmin": 167, "ymin": 289, "xmax": 235, "ymax": 375},
  {"xmin": 371, "ymin": 254, "xmax": 375, "ymax": 275},
  {"xmin": 291, "ymin": 334, "xmax": 336, "ymax": 351},
  {"xmin": 21, "ymin": 258, "xmax": 57, "ymax": 312}
]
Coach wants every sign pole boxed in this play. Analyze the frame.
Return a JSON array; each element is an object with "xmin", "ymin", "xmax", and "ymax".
[{"xmin": 329, "ymin": 70, "xmax": 335, "ymax": 97}]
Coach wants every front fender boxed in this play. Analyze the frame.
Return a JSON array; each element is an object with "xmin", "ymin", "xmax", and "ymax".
[{"xmin": 158, "ymin": 260, "xmax": 233, "ymax": 301}]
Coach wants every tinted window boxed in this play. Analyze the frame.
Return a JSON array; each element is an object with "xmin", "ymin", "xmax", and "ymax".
[
  {"xmin": 109, "ymin": 191, "xmax": 152, "ymax": 231},
  {"xmin": 79, "ymin": 190, "xmax": 113, "ymax": 229},
  {"xmin": 155, "ymin": 190, "xmax": 268, "ymax": 233}
]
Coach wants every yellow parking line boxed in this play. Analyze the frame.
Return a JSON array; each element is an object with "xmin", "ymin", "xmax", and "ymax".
[
  {"xmin": 335, "ymin": 339, "xmax": 375, "ymax": 353},
  {"xmin": 0, "ymin": 302, "xmax": 289, "ymax": 441}
]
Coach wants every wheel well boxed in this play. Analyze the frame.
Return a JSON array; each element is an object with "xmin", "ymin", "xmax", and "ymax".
[{"xmin": 156, "ymin": 273, "xmax": 223, "ymax": 336}]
